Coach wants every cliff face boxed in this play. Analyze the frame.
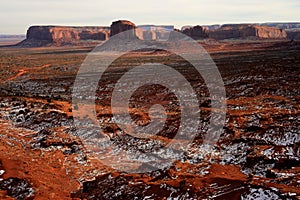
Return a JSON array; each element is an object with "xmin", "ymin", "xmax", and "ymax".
[
  {"xmin": 110, "ymin": 20, "xmax": 137, "ymax": 39},
  {"xmin": 136, "ymin": 25, "xmax": 174, "ymax": 41},
  {"xmin": 208, "ymin": 25, "xmax": 255, "ymax": 40},
  {"xmin": 18, "ymin": 21, "xmax": 298, "ymax": 47},
  {"xmin": 261, "ymin": 23, "xmax": 300, "ymax": 40},
  {"xmin": 255, "ymin": 26, "xmax": 287, "ymax": 39},
  {"xmin": 182, "ymin": 25, "xmax": 208, "ymax": 39},
  {"xmin": 27, "ymin": 26, "xmax": 53, "ymax": 41},
  {"xmin": 110, "ymin": 20, "xmax": 175, "ymax": 41},
  {"xmin": 20, "ymin": 22, "xmax": 174, "ymax": 46},
  {"xmin": 208, "ymin": 25, "xmax": 287, "ymax": 40},
  {"xmin": 21, "ymin": 26, "xmax": 110, "ymax": 46}
]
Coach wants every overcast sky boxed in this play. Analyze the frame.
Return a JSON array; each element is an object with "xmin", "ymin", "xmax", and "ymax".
[{"xmin": 1, "ymin": 0, "xmax": 299, "ymax": 34}]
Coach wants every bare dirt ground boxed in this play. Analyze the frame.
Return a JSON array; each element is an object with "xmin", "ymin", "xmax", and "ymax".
[{"xmin": 0, "ymin": 40, "xmax": 299, "ymax": 199}]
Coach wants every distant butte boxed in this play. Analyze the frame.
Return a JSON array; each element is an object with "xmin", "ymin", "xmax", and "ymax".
[
  {"xmin": 18, "ymin": 26, "xmax": 110, "ymax": 47},
  {"xmin": 14, "ymin": 20, "xmax": 300, "ymax": 47},
  {"xmin": 110, "ymin": 20, "xmax": 137, "ymax": 38},
  {"xmin": 208, "ymin": 24, "xmax": 287, "ymax": 40}
]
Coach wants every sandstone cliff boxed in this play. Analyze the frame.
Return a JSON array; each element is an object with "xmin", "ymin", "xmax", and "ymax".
[
  {"xmin": 208, "ymin": 25, "xmax": 287, "ymax": 40},
  {"xmin": 17, "ymin": 21, "xmax": 299, "ymax": 47},
  {"xmin": 136, "ymin": 25, "xmax": 174, "ymax": 41},
  {"xmin": 181, "ymin": 25, "xmax": 208, "ymax": 39},
  {"xmin": 255, "ymin": 26, "xmax": 287, "ymax": 39},
  {"xmin": 110, "ymin": 20, "xmax": 137, "ymax": 39},
  {"xmin": 20, "ymin": 26, "xmax": 110, "ymax": 47},
  {"xmin": 110, "ymin": 20, "xmax": 175, "ymax": 41},
  {"xmin": 261, "ymin": 23, "xmax": 300, "ymax": 40}
]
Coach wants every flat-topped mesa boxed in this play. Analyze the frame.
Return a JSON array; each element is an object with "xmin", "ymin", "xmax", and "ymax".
[
  {"xmin": 208, "ymin": 24, "xmax": 287, "ymax": 40},
  {"xmin": 17, "ymin": 21, "xmax": 300, "ymax": 47},
  {"xmin": 20, "ymin": 26, "xmax": 110, "ymax": 46},
  {"xmin": 110, "ymin": 20, "xmax": 137, "ymax": 39}
]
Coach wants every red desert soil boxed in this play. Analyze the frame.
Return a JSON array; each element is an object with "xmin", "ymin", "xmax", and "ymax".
[
  {"xmin": 7, "ymin": 64, "xmax": 51, "ymax": 81},
  {"xmin": 0, "ymin": 121, "xmax": 79, "ymax": 199},
  {"xmin": 0, "ymin": 41, "xmax": 299, "ymax": 199}
]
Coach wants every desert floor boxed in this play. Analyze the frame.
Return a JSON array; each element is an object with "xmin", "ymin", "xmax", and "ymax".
[{"xmin": 0, "ymin": 40, "xmax": 299, "ymax": 199}]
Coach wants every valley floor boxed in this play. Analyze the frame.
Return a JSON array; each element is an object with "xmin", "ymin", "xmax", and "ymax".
[{"xmin": 0, "ymin": 40, "xmax": 299, "ymax": 199}]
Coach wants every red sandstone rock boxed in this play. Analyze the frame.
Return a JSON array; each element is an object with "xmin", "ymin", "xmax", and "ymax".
[
  {"xmin": 208, "ymin": 25, "xmax": 287, "ymax": 40},
  {"xmin": 17, "ymin": 22, "xmax": 297, "ymax": 47},
  {"xmin": 21, "ymin": 26, "xmax": 110, "ymax": 46},
  {"xmin": 182, "ymin": 25, "xmax": 208, "ymax": 39},
  {"xmin": 255, "ymin": 26, "xmax": 287, "ymax": 39},
  {"xmin": 136, "ymin": 25, "xmax": 173, "ymax": 41},
  {"xmin": 110, "ymin": 20, "xmax": 137, "ymax": 39}
]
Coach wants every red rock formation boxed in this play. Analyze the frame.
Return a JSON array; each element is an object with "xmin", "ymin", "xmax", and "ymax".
[
  {"xmin": 255, "ymin": 26, "xmax": 287, "ymax": 39},
  {"xmin": 21, "ymin": 26, "xmax": 110, "ymax": 46},
  {"xmin": 209, "ymin": 25, "xmax": 287, "ymax": 40},
  {"xmin": 27, "ymin": 26, "xmax": 53, "ymax": 41},
  {"xmin": 136, "ymin": 25, "xmax": 173, "ymax": 41},
  {"xmin": 182, "ymin": 25, "xmax": 208, "ymax": 39},
  {"xmin": 18, "ymin": 22, "xmax": 295, "ymax": 47},
  {"xmin": 110, "ymin": 20, "xmax": 137, "ymax": 39}
]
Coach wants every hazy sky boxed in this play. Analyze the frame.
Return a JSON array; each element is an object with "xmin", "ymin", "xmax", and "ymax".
[{"xmin": 1, "ymin": 0, "xmax": 299, "ymax": 34}]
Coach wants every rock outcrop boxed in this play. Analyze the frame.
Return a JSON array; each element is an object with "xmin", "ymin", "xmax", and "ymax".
[
  {"xmin": 136, "ymin": 25, "xmax": 174, "ymax": 41},
  {"xmin": 255, "ymin": 26, "xmax": 287, "ymax": 39},
  {"xmin": 17, "ymin": 21, "xmax": 300, "ymax": 47},
  {"xmin": 19, "ymin": 26, "xmax": 110, "ymax": 47},
  {"xmin": 110, "ymin": 20, "xmax": 137, "ymax": 39},
  {"xmin": 208, "ymin": 24, "xmax": 287, "ymax": 40},
  {"xmin": 181, "ymin": 25, "xmax": 208, "ymax": 39},
  {"xmin": 110, "ymin": 20, "xmax": 175, "ymax": 41},
  {"xmin": 261, "ymin": 23, "xmax": 300, "ymax": 40}
]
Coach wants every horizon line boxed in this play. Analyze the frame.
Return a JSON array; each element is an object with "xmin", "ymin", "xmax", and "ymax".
[{"xmin": 1, "ymin": 21, "xmax": 300, "ymax": 35}]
